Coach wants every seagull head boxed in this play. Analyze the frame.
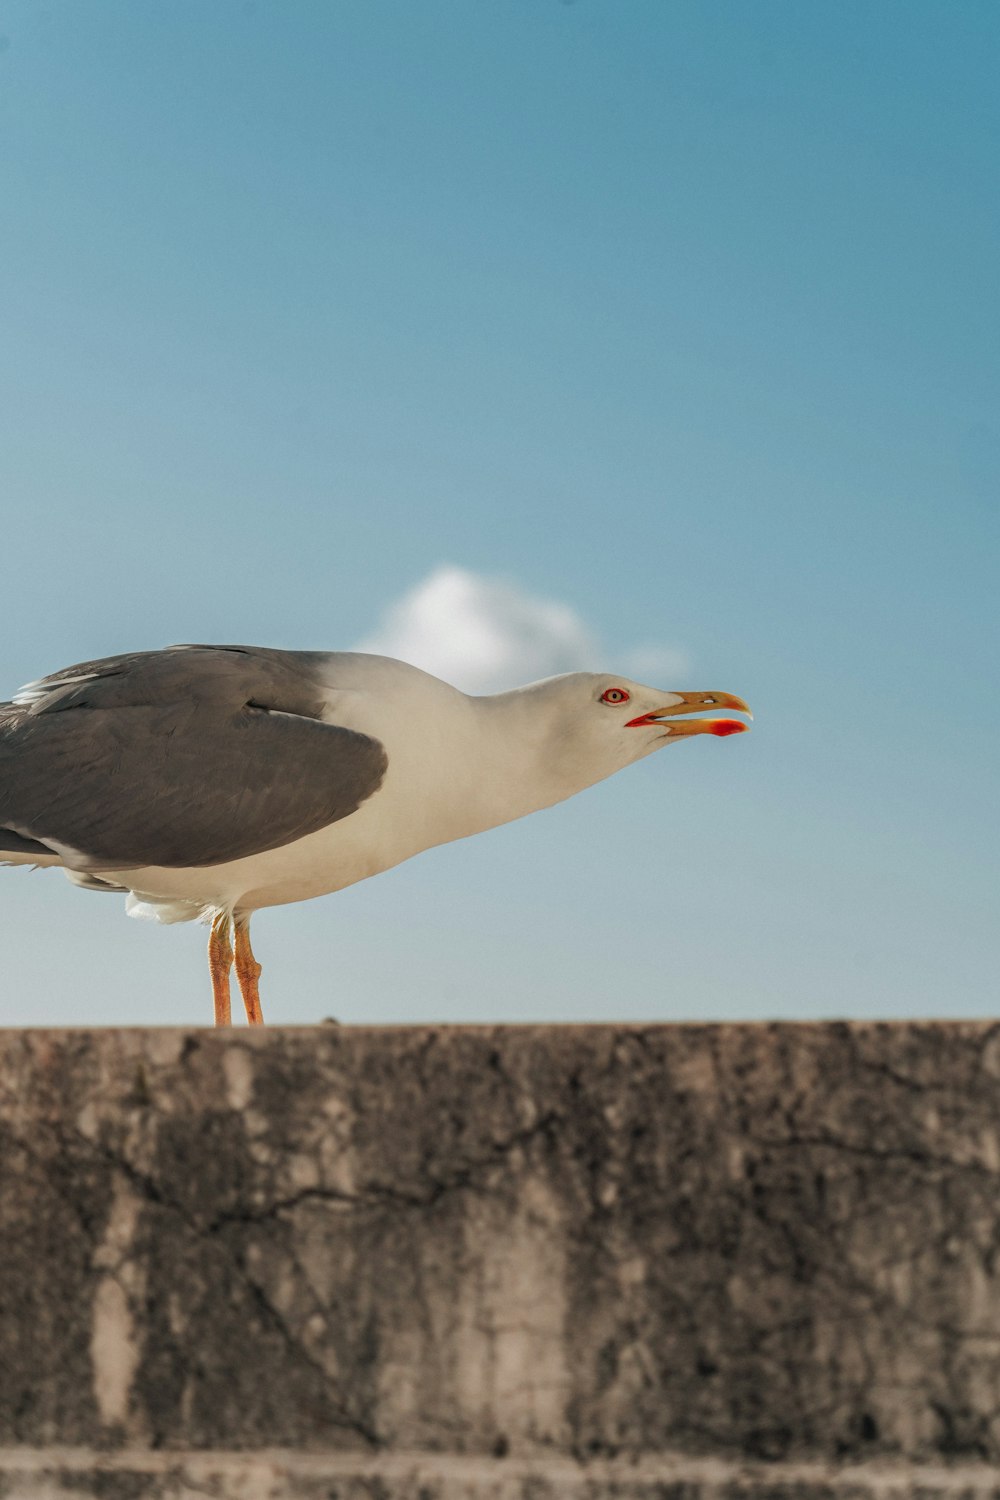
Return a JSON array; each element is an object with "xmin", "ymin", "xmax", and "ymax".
[{"xmin": 508, "ymin": 673, "xmax": 752, "ymax": 796}]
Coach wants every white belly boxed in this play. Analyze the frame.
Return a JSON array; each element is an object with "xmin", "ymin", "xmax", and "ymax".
[
  {"xmin": 89, "ymin": 744, "xmax": 512, "ymax": 922},
  {"xmin": 99, "ymin": 791, "xmax": 427, "ymax": 921}
]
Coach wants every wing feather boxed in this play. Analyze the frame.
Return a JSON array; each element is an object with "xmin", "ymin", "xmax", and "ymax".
[{"xmin": 0, "ymin": 646, "xmax": 387, "ymax": 869}]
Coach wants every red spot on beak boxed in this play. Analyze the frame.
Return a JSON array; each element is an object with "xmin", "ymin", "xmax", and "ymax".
[{"xmin": 710, "ymin": 718, "xmax": 748, "ymax": 736}]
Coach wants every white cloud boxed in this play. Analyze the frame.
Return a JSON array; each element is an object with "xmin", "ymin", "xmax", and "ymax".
[{"xmin": 355, "ymin": 565, "xmax": 689, "ymax": 694}]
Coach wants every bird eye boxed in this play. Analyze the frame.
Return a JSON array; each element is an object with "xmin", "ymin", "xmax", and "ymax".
[{"xmin": 600, "ymin": 687, "xmax": 630, "ymax": 705}]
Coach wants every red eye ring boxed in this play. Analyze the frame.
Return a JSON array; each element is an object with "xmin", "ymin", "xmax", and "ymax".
[{"xmin": 600, "ymin": 687, "xmax": 630, "ymax": 705}]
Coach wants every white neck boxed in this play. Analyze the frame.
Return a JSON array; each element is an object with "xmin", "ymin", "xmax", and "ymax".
[
  {"xmin": 316, "ymin": 657, "xmax": 628, "ymax": 859},
  {"xmin": 449, "ymin": 685, "xmax": 610, "ymax": 839}
]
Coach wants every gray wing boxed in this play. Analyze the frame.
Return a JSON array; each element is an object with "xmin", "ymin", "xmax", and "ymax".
[{"xmin": 0, "ymin": 645, "xmax": 387, "ymax": 869}]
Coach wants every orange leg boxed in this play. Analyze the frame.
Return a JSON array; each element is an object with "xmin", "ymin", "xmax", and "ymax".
[
  {"xmin": 234, "ymin": 916, "xmax": 265, "ymax": 1026},
  {"xmin": 208, "ymin": 911, "xmax": 233, "ymax": 1026}
]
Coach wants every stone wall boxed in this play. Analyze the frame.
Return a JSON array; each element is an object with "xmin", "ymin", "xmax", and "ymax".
[{"xmin": 2, "ymin": 1022, "xmax": 1000, "ymax": 1497}]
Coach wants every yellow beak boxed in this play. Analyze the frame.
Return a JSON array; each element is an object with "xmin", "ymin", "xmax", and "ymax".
[{"xmin": 626, "ymin": 690, "xmax": 752, "ymax": 737}]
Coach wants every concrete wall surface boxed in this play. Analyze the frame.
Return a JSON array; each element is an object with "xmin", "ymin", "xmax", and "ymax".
[{"xmin": 2, "ymin": 1021, "xmax": 1000, "ymax": 1499}]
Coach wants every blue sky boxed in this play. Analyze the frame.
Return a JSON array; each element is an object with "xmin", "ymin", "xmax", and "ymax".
[{"xmin": 1, "ymin": 0, "xmax": 997, "ymax": 1027}]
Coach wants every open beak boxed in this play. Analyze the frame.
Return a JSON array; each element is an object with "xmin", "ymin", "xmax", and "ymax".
[{"xmin": 626, "ymin": 690, "xmax": 752, "ymax": 738}]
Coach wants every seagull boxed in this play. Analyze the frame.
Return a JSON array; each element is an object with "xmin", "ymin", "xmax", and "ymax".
[{"xmin": 0, "ymin": 645, "xmax": 751, "ymax": 1024}]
